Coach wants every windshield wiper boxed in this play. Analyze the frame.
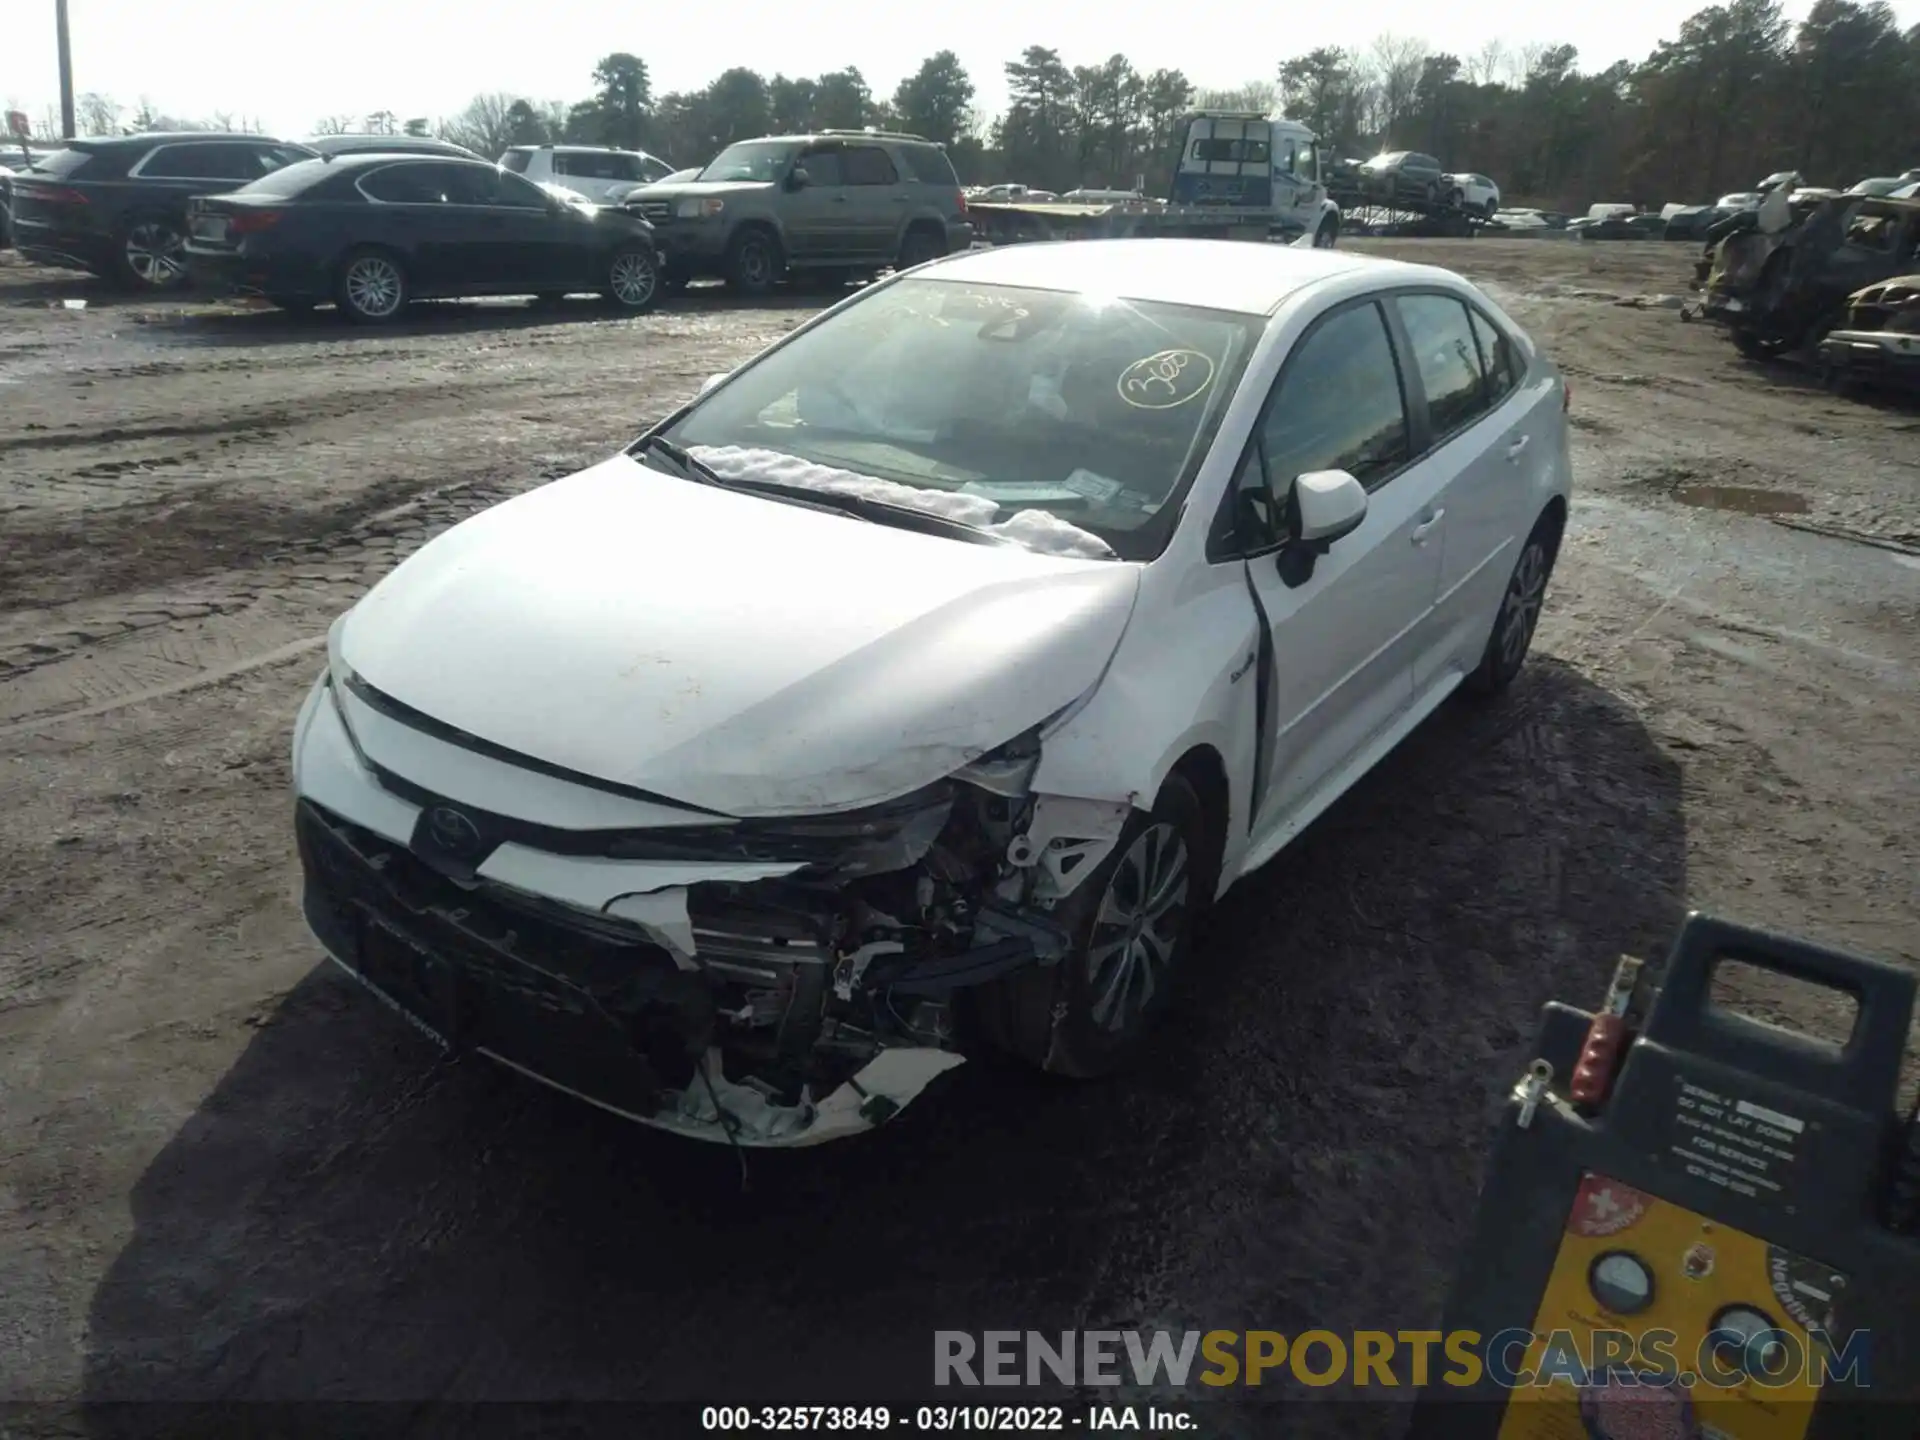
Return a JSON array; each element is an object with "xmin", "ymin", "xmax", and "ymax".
[
  {"xmin": 631, "ymin": 434, "xmax": 1012, "ymax": 545},
  {"xmin": 630, "ymin": 433, "xmax": 728, "ymax": 487},
  {"xmin": 714, "ymin": 475, "xmax": 1016, "ymax": 546}
]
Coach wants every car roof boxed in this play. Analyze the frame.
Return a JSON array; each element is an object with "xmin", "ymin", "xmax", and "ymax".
[
  {"xmin": 70, "ymin": 131, "xmax": 292, "ymax": 149},
  {"xmin": 922, "ymin": 238, "xmax": 1407, "ymax": 317},
  {"xmin": 307, "ymin": 151, "xmax": 491, "ymax": 169}
]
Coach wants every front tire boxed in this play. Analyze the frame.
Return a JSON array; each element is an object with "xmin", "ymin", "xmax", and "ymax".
[
  {"xmin": 974, "ymin": 774, "xmax": 1208, "ymax": 1078},
  {"xmin": 1313, "ymin": 215, "xmax": 1339, "ymax": 248},
  {"xmin": 724, "ymin": 228, "xmax": 780, "ymax": 295},
  {"xmin": 334, "ymin": 248, "xmax": 407, "ymax": 324},
  {"xmin": 1465, "ymin": 512, "xmax": 1560, "ymax": 696},
  {"xmin": 603, "ymin": 245, "xmax": 660, "ymax": 312}
]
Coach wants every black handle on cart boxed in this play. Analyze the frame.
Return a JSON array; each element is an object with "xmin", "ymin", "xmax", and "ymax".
[{"xmin": 1640, "ymin": 911, "xmax": 1915, "ymax": 1115}]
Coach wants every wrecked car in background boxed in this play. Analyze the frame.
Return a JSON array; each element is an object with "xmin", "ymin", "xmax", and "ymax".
[
  {"xmin": 1689, "ymin": 193, "xmax": 1920, "ymax": 359},
  {"xmin": 1816, "ymin": 273, "xmax": 1920, "ymax": 395},
  {"xmin": 292, "ymin": 238, "xmax": 1573, "ymax": 1149}
]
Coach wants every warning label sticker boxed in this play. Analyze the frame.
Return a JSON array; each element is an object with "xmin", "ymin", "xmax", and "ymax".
[{"xmin": 1669, "ymin": 1076, "xmax": 1808, "ymax": 1200}]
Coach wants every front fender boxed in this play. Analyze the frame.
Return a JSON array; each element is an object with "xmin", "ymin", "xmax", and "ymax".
[{"xmin": 1030, "ymin": 561, "xmax": 1261, "ymax": 896}]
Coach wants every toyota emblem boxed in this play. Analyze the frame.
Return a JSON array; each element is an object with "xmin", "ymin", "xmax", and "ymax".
[{"xmin": 426, "ymin": 805, "xmax": 484, "ymax": 856}]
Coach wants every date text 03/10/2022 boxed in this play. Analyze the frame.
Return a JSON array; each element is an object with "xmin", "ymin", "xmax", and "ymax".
[{"xmin": 699, "ymin": 1404, "xmax": 1201, "ymax": 1431}]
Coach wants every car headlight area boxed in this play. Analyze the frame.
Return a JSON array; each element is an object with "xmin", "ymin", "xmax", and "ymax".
[{"xmin": 290, "ymin": 669, "xmax": 1132, "ymax": 1149}]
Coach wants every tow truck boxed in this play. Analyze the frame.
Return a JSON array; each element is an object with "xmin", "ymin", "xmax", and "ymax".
[{"xmin": 964, "ymin": 112, "xmax": 1343, "ymax": 249}]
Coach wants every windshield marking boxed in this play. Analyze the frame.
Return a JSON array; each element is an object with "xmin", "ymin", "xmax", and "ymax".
[{"xmin": 1118, "ymin": 349, "xmax": 1216, "ymax": 409}]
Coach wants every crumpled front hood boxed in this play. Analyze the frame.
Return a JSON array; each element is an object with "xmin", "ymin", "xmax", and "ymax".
[{"xmin": 338, "ymin": 456, "xmax": 1140, "ymax": 817}]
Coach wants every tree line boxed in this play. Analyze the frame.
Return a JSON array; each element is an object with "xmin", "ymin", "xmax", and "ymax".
[{"xmin": 16, "ymin": 0, "xmax": 1918, "ymax": 208}]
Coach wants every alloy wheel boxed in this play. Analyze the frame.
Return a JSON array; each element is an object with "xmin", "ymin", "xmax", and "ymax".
[
  {"xmin": 124, "ymin": 222, "xmax": 186, "ymax": 288},
  {"xmin": 1499, "ymin": 539, "xmax": 1550, "ymax": 670},
  {"xmin": 344, "ymin": 256, "xmax": 402, "ymax": 319},
  {"xmin": 610, "ymin": 250, "xmax": 657, "ymax": 308},
  {"xmin": 1085, "ymin": 822, "xmax": 1190, "ymax": 1035}
]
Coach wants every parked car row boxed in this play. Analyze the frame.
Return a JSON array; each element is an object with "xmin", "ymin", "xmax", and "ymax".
[{"xmin": 5, "ymin": 126, "xmax": 977, "ymax": 321}]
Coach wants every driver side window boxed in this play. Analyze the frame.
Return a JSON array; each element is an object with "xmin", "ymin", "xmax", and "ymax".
[
  {"xmin": 1215, "ymin": 301, "xmax": 1409, "ymax": 558},
  {"xmin": 1260, "ymin": 301, "xmax": 1409, "ymax": 494}
]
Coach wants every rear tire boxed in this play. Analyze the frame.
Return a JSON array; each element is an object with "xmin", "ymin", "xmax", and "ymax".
[
  {"xmin": 972, "ymin": 774, "xmax": 1209, "ymax": 1078},
  {"xmin": 114, "ymin": 216, "xmax": 189, "ymax": 292},
  {"xmin": 724, "ymin": 228, "xmax": 780, "ymax": 295},
  {"xmin": 1464, "ymin": 511, "xmax": 1561, "ymax": 697},
  {"xmin": 334, "ymin": 248, "xmax": 407, "ymax": 324},
  {"xmin": 897, "ymin": 225, "xmax": 946, "ymax": 271}
]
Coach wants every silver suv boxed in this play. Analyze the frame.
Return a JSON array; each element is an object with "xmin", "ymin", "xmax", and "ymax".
[
  {"xmin": 626, "ymin": 129, "xmax": 974, "ymax": 294},
  {"xmin": 500, "ymin": 144, "xmax": 676, "ymax": 204}
]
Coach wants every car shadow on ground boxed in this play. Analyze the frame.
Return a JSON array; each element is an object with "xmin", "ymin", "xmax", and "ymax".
[{"xmin": 78, "ymin": 656, "xmax": 1685, "ymax": 1430}]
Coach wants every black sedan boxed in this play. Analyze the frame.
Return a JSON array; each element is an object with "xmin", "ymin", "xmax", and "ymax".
[{"xmin": 183, "ymin": 153, "xmax": 662, "ymax": 322}]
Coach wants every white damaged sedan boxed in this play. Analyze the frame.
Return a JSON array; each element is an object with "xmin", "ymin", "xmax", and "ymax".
[{"xmin": 293, "ymin": 238, "xmax": 1573, "ymax": 1146}]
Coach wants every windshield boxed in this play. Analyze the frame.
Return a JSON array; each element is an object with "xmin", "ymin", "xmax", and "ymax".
[
  {"xmin": 697, "ymin": 141, "xmax": 797, "ymax": 183},
  {"xmin": 664, "ymin": 276, "xmax": 1261, "ymax": 562}
]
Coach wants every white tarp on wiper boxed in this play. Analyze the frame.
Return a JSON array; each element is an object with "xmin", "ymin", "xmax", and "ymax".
[{"xmin": 687, "ymin": 444, "xmax": 1118, "ymax": 560}]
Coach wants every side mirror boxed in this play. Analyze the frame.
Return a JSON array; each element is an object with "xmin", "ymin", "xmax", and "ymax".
[
  {"xmin": 786, "ymin": 167, "xmax": 811, "ymax": 191},
  {"xmin": 699, "ymin": 372, "xmax": 727, "ymax": 396},
  {"xmin": 1275, "ymin": 469, "xmax": 1367, "ymax": 590},
  {"xmin": 1294, "ymin": 469, "xmax": 1368, "ymax": 547}
]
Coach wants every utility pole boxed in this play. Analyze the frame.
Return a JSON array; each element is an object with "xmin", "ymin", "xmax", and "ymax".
[{"xmin": 55, "ymin": 0, "xmax": 75, "ymax": 139}]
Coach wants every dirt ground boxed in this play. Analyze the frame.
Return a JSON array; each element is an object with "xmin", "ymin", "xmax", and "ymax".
[{"xmin": 1, "ymin": 237, "xmax": 1916, "ymax": 1433}]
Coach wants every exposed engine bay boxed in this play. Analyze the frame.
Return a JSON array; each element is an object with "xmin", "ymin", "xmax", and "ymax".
[{"xmin": 296, "ymin": 705, "xmax": 1136, "ymax": 1151}]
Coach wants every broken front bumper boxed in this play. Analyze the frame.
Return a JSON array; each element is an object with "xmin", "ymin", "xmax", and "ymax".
[{"xmin": 296, "ymin": 797, "xmax": 967, "ymax": 1146}]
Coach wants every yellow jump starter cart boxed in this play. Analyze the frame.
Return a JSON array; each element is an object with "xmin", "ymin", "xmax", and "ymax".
[{"xmin": 1411, "ymin": 912, "xmax": 1919, "ymax": 1440}]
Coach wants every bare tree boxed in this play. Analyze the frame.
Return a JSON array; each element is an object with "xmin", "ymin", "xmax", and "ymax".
[
  {"xmin": 365, "ymin": 110, "xmax": 397, "ymax": 135},
  {"xmin": 438, "ymin": 92, "xmax": 525, "ymax": 159},
  {"xmin": 1367, "ymin": 34, "xmax": 1429, "ymax": 140},
  {"xmin": 312, "ymin": 114, "xmax": 356, "ymax": 135},
  {"xmin": 76, "ymin": 92, "xmax": 121, "ymax": 136},
  {"xmin": 1516, "ymin": 43, "xmax": 1550, "ymax": 86},
  {"xmin": 1467, "ymin": 39, "xmax": 1508, "ymax": 87},
  {"xmin": 1192, "ymin": 80, "xmax": 1279, "ymax": 114}
]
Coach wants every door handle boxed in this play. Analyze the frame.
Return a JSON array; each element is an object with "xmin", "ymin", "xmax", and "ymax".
[
  {"xmin": 891, "ymin": 195, "xmax": 910, "ymax": 202},
  {"xmin": 1506, "ymin": 434, "xmax": 1531, "ymax": 461},
  {"xmin": 831, "ymin": 195, "xmax": 848, "ymax": 203},
  {"xmin": 1411, "ymin": 509, "xmax": 1445, "ymax": 543}
]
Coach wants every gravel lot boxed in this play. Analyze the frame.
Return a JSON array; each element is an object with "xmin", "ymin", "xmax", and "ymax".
[{"xmin": 2, "ymin": 237, "xmax": 1916, "ymax": 1432}]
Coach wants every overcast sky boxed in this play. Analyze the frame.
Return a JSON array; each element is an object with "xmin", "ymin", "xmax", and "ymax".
[{"xmin": 7, "ymin": 0, "xmax": 1918, "ymax": 142}]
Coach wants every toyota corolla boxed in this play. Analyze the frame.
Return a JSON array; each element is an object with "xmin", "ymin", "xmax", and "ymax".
[{"xmin": 292, "ymin": 238, "xmax": 1572, "ymax": 1147}]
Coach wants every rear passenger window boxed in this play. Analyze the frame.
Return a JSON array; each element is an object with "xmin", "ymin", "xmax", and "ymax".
[
  {"xmin": 139, "ymin": 143, "xmax": 258, "ymax": 180},
  {"xmin": 1469, "ymin": 308, "xmax": 1519, "ymax": 405},
  {"xmin": 359, "ymin": 163, "xmax": 450, "ymax": 204},
  {"xmin": 796, "ymin": 149, "xmax": 844, "ymax": 186},
  {"xmin": 1260, "ymin": 301, "xmax": 1409, "ymax": 493},
  {"xmin": 899, "ymin": 145, "xmax": 958, "ymax": 185},
  {"xmin": 842, "ymin": 146, "xmax": 898, "ymax": 186},
  {"xmin": 1395, "ymin": 294, "xmax": 1491, "ymax": 439}
]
